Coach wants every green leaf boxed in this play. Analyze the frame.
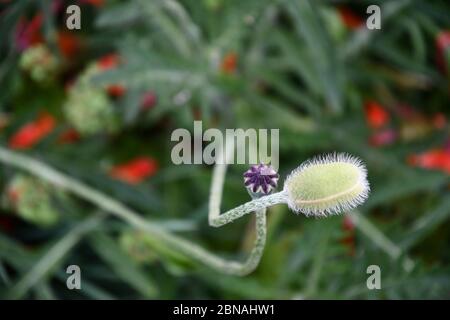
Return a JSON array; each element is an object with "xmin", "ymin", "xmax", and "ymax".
[
  {"xmin": 6, "ymin": 214, "xmax": 104, "ymax": 299},
  {"xmin": 400, "ymin": 196, "xmax": 450, "ymax": 251},
  {"xmin": 89, "ymin": 233, "xmax": 158, "ymax": 298},
  {"xmin": 284, "ymin": 0, "xmax": 343, "ymax": 114}
]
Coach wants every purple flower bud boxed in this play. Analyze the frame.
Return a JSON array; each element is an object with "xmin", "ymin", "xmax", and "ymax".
[{"xmin": 243, "ymin": 164, "xmax": 279, "ymax": 195}]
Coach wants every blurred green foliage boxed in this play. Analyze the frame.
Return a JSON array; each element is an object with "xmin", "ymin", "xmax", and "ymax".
[{"xmin": 0, "ymin": 0, "xmax": 449, "ymax": 299}]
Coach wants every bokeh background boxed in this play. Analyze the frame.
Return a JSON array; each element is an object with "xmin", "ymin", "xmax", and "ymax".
[{"xmin": 0, "ymin": 0, "xmax": 449, "ymax": 299}]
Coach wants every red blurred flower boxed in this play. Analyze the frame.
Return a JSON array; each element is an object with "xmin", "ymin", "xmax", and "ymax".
[
  {"xmin": 110, "ymin": 157, "xmax": 158, "ymax": 184},
  {"xmin": 107, "ymin": 84, "xmax": 126, "ymax": 98},
  {"xmin": 432, "ymin": 113, "xmax": 447, "ymax": 130},
  {"xmin": 408, "ymin": 148, "xmax": 450, "ymax": 174},
  {"xmin": 57, "ymin": 31, "xmax": 81, "ymax": 59},
  {"xmin": 51, "ymin": 0, "xmax": 64, "ymax": 13},
  {"xmin": 9, "ymin": 113, "xmax": 56, "ymax": 149},
  {"xmin": 342, "ymin": 215, "xmax": 355, "ymax": 232},
  {"xmin": 369, "ymin": 128, "xmax": 397, "ymax": 147},
  {"xmin": 7, "ymin": 188, "xmax": 19, "ymax": 205},
  {"xmin": 97, "ymin": 53, "xmax": 121, "ymax": 70},
  {"xmin": 97, "ymin": 54, "xmax": 126, "ymax": 97},
  {"xmin": 436, "ymin": 31, "xmax": 450, "ymax": 74},
  {"xmin": 220, "ymin": 52, "xmax": 238, "ymax": 74},
  {"xmin": 58, "ymin": 128, "xmax": 81, "ymax": 144},
  {"xmin": 141, "ymin": 91, "xmax": 157, "ymax": 110},
  {"xmin": 337, "ymin": 7, "xmax": 364, "ymax": 30},
  {"xmin": 364, "ymin": 101, "xmax": 390, "ymax": 129},
  {"xmin": 15, "ymin": 14, "xmax": 44, "ymax": 51}
]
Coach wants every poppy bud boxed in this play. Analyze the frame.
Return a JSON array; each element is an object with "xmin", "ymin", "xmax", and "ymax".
[
  {"xmin": 64, "ymin": 88, "xmax": 118, "ymax": 135},
  {"xmin": 19, "ymin": 44, "xmax": 59, "ymax": 83},
  {"xmin": 6, "ymin": 175, "xmax": 59, "ymax": 227},
  {"xmin": 63, "ymin": 56, "xmax": 125, "ymax": 135},
  {"xmin": 284, "ymin": 153, "xmax": 370, "ymax": 217},
  {"xmin": 243, "ymin": 164, "xmax": 279, "ymax": 197}
]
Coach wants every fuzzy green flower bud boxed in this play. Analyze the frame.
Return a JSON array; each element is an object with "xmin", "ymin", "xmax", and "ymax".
[
  {"xmin": 19, "ymin": 44, "xmax": 59, "ymax": 83},
  {"xmin": 6, "ymin": 175, "xmax": 60, "ymax": 227},
  {"xmin": 64, "ymin": 87, "xmax": 118, "ymax": 135},
  {"xmin": 284, "ymin": 153, "xmax": 370, "ymax": 217},
  {"xmin": 63, "ymin": 63, "xmax": 119, "ymax": 135}
]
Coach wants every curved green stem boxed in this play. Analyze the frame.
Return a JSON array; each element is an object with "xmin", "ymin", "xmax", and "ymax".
[
  {"xmin": 0, "ymin": 146, "xmax": 274, "ymax": 276},
  {"xmin": 210, "ymin": 191, "xmax": 287, "ymax": 227},
  {"xmin": 207, "ymin": 151, "xmax": 272, "ymax": 274}
]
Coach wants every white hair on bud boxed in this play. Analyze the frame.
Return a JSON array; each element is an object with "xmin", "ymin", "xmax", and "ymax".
[{"xmin": 283, "ymin": 152, "xmax": 370, "ymax": 217}]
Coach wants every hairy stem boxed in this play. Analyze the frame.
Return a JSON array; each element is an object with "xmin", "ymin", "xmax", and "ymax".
[
  {"xmin": 0, "ymin": 146, "xmax": 272, "ymax": 276},
  {"xmin": 210, "ymin": 191, "xmax": 287, "ymax": 227},
  {"xmin": 207, "ymin": 152, "xmax": 271, "ymax": 274}
]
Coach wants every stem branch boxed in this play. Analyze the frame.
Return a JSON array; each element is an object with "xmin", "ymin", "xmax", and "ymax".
[{"xmin": 0, "ymin": 146, "xmax": 274, "ymax": 276}]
